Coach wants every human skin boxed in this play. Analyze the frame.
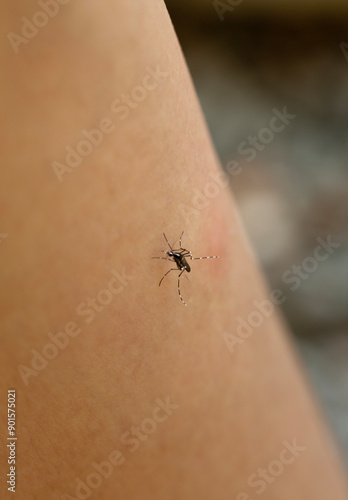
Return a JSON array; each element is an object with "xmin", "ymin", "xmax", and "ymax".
[{"xmin": 0, "ymin": 1, "xmax": 347, "ymax": 499}]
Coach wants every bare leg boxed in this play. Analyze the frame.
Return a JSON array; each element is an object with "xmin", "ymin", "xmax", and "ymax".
[{"xmin": 0, "ymin": 1, "xmax": 347, "ymax": 499}]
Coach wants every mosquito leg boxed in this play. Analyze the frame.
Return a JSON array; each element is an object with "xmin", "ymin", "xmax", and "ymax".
[
  {"xmin": 152, "ymin": 256, "xmax": 174, "ymax": 262},
  {"xmin": 191, "ymin": 256, "xmax": 220, "ymax": 260},
  {"xmin": 179, "ymin": 231, "xmax": 184, "ymax": 248},
  {"xmin": 163, "ymin": 233, "xmax": 173, "ymax": 250},
  {"xmin": 177, "ymin": 269, "xmax": 187, "ymax": 306},
  {"xmin": 159, "ymin": 268, "xmax": 178, "ymax": 287},
  {"xmin": 182, "ymin": 251, "xmax": 193, "ymax": 260},
  {"xmin": 178, "ymin": 250, "xmax": 192, "ymax": 258}
]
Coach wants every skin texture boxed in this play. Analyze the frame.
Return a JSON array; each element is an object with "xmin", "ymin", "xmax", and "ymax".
[{"xmin": 0, "ymin": 1, "xmax": 347, "ymax": 499}]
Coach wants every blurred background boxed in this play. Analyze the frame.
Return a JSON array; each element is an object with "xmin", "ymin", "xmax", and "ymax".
[{"xmin": 165, "ymin": 0, "xmax": 348, "ymax": 461}]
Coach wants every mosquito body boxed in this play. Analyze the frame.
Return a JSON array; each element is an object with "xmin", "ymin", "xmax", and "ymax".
[
  {"xmin": 152, "ymin": 232, "xmax": 219, "ymax": 306},
  {"xmin": 165, "ymin": 250, "xmax": 191, "ymax": 274}
]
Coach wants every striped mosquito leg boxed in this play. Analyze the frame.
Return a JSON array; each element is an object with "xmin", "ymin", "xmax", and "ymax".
[
  {"xmin": 177, "ymin": 269, "xmax": 187, "ymax": 306},
  {"xmin": 191, "ymin": 256, "xmax": 220, "ymax": 260},
  {"xmin": 179, "ymin": 231, "xmax": 184, "ymax": 248}
]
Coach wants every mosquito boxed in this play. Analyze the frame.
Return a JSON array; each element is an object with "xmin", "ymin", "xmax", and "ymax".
[{"xmin": 152, "ymin": 231, "xmax": 219, "ymax": 306}]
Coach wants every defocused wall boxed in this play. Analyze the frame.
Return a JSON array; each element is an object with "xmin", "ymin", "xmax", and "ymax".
[
  {"xmin": 166, "ymin": 0, "xmax": 348, "ymax": 19},
  {"xmin": 164, "ymin": 0, "xmax": 348, "ymax": 461}
]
